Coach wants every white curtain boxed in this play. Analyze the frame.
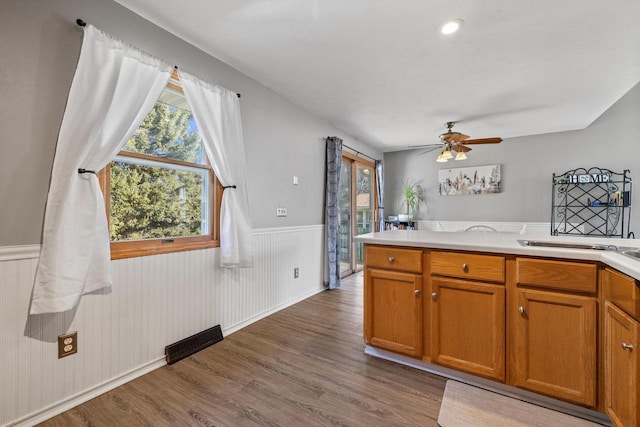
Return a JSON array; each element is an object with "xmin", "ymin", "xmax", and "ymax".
[
  {"xmin": 30, "ymin": 25, "xmax": 172, "ymax": 314},
  {"xmin": 180, "ymin": 72, "xmax": 253, "ymax": 267}
]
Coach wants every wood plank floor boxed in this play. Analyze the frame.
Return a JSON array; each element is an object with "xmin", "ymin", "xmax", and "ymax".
[{"xmin": 39, "ymin": 273, "xmax": 446, "ymax": 427}]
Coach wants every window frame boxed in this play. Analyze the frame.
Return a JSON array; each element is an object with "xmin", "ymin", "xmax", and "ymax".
[{"xmin": 98, "ymin": 69, "xmax": 222, "ymax": 260}]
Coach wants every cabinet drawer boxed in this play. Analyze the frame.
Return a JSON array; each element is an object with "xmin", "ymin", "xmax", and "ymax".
[
  {"xmin": 366, "ymin": 246, "xmax": 422, "ymax": 273},
  {"xmin": 604, "ymin": 268, "xmax": 640, "ymax": 320},
  {"xmin": 516, "ymin": 258, "xmax": 596, "ymax": 293},
  {"xmin": 431, "ymin": 251, "xmax": 505, "ymax": 283}
]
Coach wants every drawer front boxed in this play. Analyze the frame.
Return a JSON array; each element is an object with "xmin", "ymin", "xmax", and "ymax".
[
  {"xmin": 604, "ymin": 268, "xmax": 640, "ymax": 320},
  {"xmin": 366, "ymin": 246, "xmax": 422, "ymax": 273},
  {"xmin": 431, "ymin": 251, "xmax": 505, "ymax": 283},
  {"xmin": 516, "ymin": 258, "xmax": 597, "ymax": 293}
]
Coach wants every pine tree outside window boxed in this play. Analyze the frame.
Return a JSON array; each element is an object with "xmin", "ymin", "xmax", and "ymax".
[{"xmin": 99, "ymin": 70, "xmax": 222, "ymax": 259}]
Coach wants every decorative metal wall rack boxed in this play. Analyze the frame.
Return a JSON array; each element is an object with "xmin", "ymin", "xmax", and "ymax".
[{"xmin": 551, "ymin": 167, "xmax": 632, "ymax": 238}]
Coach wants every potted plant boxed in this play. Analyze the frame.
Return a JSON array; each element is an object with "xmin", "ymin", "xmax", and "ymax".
[{"xmin": 399, "ymin": 179, "xmax": 424, "ymax": 221}]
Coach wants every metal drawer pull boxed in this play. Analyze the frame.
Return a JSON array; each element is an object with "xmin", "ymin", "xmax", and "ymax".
[
  {"xmin": 621, "ymin": 342, "xmax": 634, "ymax": 351},
  {"xmin": 432, "ymin": 292, "xmax": 437, "ymax": 301},
  {"xmin": 414, "ymin": 289, "xmax": 421, "ymax": 296},
  {"xmin": 388, "ymin": 256, "xmax": 395, "ymax": 263},
  {"xmin": 462, "ymin": 263, "xmax": 468, "ymax": 272},
  {"xmin": 518, "ymin": 306, "xmax": 526, "ymax": 315}
]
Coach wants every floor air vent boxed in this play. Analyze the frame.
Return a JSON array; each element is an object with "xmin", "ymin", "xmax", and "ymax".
[{"xmin": 165, "ymin": 325, "xmax": 224, "ymax": 365}]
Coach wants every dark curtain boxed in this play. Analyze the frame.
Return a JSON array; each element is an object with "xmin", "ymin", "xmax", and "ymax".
[
  {"xmin": 325, "ymin": 136, "xmax": 343, "ymax": 289},
  {"xmin": 375, "ymin": 160, "xmax": 385, "ymax": 232}
]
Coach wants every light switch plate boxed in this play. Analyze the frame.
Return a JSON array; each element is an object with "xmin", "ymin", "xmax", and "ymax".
[{"xmin": 276, "ymin": 206, "xmax": 287, "ymax": 217}]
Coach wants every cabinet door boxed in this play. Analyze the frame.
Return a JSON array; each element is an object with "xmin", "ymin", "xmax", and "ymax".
[
  {"xmin": 431, "ymin": 278, "xmax": 505, "ymax": 381},
  {"xmin": 511, "ymin": 289, "xmax": 596, "ymax": 407},
  {"xmin": 364, "ymin": 268, "xmax": 422, "ymax": 357},
  {"xmin": 605, "ymin": 302, "xmax": 639, "ymax": 427}
]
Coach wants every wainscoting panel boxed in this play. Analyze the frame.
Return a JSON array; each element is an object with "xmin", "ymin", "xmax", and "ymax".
[{"xmin": 0, "ymin": 225, "xmax": 325, "ymax": 426}]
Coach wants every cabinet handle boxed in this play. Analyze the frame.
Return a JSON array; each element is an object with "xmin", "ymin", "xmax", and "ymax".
[
  {"xmin": 414, "ymin": 289, "xmax": 421, "ymax": 297},
  {"xmin": 621, "ymin": 342, "xmax": 634, "ymax": 351},
  {"xmin": 518, "ymin": 306, "xmax": 526, "ymax": 315},
  {"xmin": 462, "ymin": 263, "xmax": 468, "ymax": 272},
  {"xmin": 432, "ymin": 292, "xmax": 437, "ymax": 301},
  {"xmin": 388, "ymin": 256, "xmax": 395, "ymax": 263}
]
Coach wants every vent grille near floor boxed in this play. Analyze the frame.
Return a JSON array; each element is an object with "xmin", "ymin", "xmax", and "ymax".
[{"xmin": 165, "ymin": 325, "xmax": 224, "ymax": 365}]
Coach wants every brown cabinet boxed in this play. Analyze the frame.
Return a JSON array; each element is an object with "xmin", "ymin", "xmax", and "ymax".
[
  {"xmin": 603, "ymin": 267, "xmax": 640, "ymax": 427},
  {"xmin": 511, "ymin": 288, "xmax": 597, "ymax": 407},
  {"xmin": 512, "ymin": 257, "xmax": 598, "ymax": 408},
  {"xmin": 431, "ymin": 277, "xmax": 505, "ymax": 381},
  {"xmin": 364, "ymin": 246, "xmax": 423, "ymax": 357},
  {"xmin": 430, "ymin": 251, "xmax": 506, "ymax": 381},
  {"xmin": 362, "ymin": 243, "xmax": 640, "ymax": 417}
]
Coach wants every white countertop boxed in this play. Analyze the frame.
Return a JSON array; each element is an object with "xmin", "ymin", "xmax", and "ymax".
[{"xmin": 355, "ymin": 230, "xmax": 640, "ymax": 281}]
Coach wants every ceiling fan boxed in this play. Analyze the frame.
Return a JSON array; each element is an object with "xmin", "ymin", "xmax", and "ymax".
[{"xmin": 413, "ymin": 121, "xmax": 503, "ymax": 162}]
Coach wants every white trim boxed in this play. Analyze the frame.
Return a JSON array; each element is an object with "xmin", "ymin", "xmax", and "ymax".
[
  {"xmin": 0, "ymin": 245, "xmax": 41, "ymax": 262},
  {"xmin": 252, "ymin": 224, "xmax": 324, "ymax": 235},
  {"xmin": 0, "ymin": 225, "xmax": 326, "ymax": 262},
  {"xmin": 6, "ymin": 287, "xmax": 326, "ymax": 427},
  {"xmin": 364, "ymin": 345, "xmax": 611, "ymax": 426},
  {"xmin": 9, "ymin": 357, "xmax": 167, "ymax": 427},
  {"xmin": 223, "ymin": 285, "xmax": 325, "ymax": 336}
]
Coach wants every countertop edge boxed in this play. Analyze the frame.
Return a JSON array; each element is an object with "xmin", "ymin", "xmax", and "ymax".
[{"xmin": 355, "ymin": 230, "xmax": 640, "ymax": 281}]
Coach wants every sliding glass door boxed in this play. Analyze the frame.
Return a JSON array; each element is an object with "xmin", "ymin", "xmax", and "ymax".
[
  {"xmin": 337, "ymin": 153, "xmax": 376, "ymax": 277},
  {"xmin": 338, "ymin": 159, "xmax": 352, "ymax": 277},
  {"xmin": 355, "ymin": 163, "xmax": 374, "ymax": 271}
]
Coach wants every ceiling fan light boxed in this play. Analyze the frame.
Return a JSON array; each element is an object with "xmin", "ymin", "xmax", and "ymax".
[
  {"xmin": 442, "ymin": 149, "xmax": 453, "ymax": 160},
  {"xmin": 455, "ymin": 151, "xmax": 467, "ymax": 160},
  {"xmin": 436, "ymin": 152, "xmax": 448, "ymax": 163}
]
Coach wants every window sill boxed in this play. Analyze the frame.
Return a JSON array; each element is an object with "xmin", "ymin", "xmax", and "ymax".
[{"xmin": 110, "ymin": 238, "xmax": 219, "ymax": 260}]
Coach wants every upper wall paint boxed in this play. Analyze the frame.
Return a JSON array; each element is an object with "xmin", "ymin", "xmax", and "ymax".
[
  {"xmin": 0, "ymin": 0, "xmax": 380, "ymax": 246},
  {"xmin": 384, "ymin": 82, "xmax": 640, "ymax": 235}
]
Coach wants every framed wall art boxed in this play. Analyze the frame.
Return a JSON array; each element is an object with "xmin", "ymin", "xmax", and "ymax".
[{"xmin": 439, "ymin": 164, "xmax": 501, "ymax": 196}]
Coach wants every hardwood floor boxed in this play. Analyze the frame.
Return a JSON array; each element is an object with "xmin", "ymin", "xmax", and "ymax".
[{"xmin": 40, "ymin": 273, "xmax": 446, "ymax": 427}]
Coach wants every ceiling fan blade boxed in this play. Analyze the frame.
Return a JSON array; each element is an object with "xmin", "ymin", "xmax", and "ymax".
[
  {"xmin": 461, "ymin": 137, "xmax": 503, "ymax": 145},
  {"xmin": 409, "ymin": 143, "xmax": 443, "ymax": 149},
  {"xmin": 452, "ymin": 144, "xmax": 472, "ymax": 153},
  {"xmin": 417, "ymin": 146, "xmax": 444, "ymax": 155}
]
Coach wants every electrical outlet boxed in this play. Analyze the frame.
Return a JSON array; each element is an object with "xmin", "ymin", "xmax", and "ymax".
[
  {"xmin": 294, "ymin": 267, "xmax": 299, "ymax": 278},
  {"xmin": 276, "ymin": 206, "xmax": 287, "ymax": 217},
  {"xmin": 58, "ymin": 331, "xmax": 77, "ymax": 359}
]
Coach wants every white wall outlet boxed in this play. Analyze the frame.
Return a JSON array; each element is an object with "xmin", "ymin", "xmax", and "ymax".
[
  {"xmin": 276, "ymin": 206, "xmax": 287, "ymax": 217},
  {"xmin": 293, "ymin": 176, "xmax": 299, "ymax": 185}
]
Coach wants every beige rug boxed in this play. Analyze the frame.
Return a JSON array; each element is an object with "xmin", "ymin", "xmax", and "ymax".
[{"xmin": 437, "ymin": 381, "xmax": 604, "ymax": 427}]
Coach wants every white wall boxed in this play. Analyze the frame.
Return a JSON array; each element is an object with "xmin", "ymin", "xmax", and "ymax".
[
  {"xmin": 0, "ymin": 0, "xmax": 380, "ymax": 247},
  {"xmin": 0, "ymin": 1, "xmax": 380, "ymax": 425},
  {"xmin": 384, "ymin": 82, "xmax": 640, "ymax": 235},
  {"xmin": 0, "ymin": 226, "xmax": 324, "ymax": 426}
]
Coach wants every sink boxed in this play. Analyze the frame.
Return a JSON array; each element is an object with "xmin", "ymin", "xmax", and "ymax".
[
  {"xmin": 621, "ymin": 249, "xmax": 640, "ymax": 260},
  {"xmin": 518, "ymin": 239, "xmax": 618, "ymax": 251}
]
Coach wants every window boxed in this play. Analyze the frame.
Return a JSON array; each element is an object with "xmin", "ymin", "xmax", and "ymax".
[{"xmin": 99, "ymin": 70, "xmax": 222, "ymax": 259}]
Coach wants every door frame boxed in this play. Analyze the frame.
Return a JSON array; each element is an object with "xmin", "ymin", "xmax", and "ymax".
[{"xmin": 341, "ymin": 151, "xmax": 377, "ymax": 276}]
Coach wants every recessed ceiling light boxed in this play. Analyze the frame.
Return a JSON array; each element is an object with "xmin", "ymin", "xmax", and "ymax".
[{"xmin": 440, "ymin": 18, "xmax": 464, "ymax": 35}]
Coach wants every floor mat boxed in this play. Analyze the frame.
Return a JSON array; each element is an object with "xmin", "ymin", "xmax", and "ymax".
[{"xmin": 437, "ymin": 380, "xmax": 604, "ymax": 427}]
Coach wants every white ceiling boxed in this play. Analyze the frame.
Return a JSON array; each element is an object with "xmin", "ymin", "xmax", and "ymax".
[{"xmin": 114, "ymin": 0, "xmax": 640, "ymax": 152}]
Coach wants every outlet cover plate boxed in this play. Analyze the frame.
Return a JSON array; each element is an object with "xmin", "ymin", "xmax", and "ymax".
[{"xmin": 58, "ymin": 331, "xmax": 78, "ymax": 359}]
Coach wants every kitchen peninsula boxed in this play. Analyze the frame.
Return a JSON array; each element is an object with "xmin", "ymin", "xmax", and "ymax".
[{"xmin": 355, "ymin": 230, "xmax": 640, "ymax": 426}]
